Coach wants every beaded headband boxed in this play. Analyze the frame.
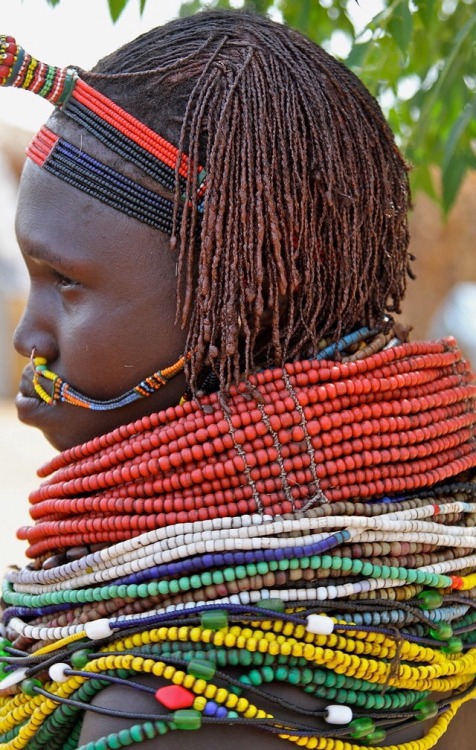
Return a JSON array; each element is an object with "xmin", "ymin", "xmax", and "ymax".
[{"xmin": 0, "ymin": 35, "xmax": 206, "ymax": 231}]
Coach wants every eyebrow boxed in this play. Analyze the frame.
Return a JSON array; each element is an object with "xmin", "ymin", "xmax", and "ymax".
[{"xmin": 20, "ymin": 239, "xmax": 77, "ymax": 275}]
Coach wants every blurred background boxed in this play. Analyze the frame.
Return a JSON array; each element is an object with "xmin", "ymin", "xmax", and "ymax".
[{"xmin": 1, "ymin": 0, "xmax": 475, "ymax": 571}]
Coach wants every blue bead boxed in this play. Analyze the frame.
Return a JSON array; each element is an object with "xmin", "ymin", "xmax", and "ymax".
[{"xmin": 203, "ymin": 701, "xmax": 218, "ymax": 716}]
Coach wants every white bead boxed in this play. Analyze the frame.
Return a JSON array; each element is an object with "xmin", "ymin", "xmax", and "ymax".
[
  {"xmin": 84, "ymin": 618, "xmax": 113, "ymax": 640},
  {"xmin": 325, "ymin": 705, "xmax": 353, "ymax": 724},
  {"xmin": 0, "ymin": 667, "xmax": 28, "ymax": 689},
  {"xmin": 306, "ymin": 614, "xmax": 334, "ymax": 635},
  {"xmin": 326, "ymin": 586, "xmax": 338, "ymax": 600},
  {"xmin": 48, "ymin": 662, "xmax": 69, "ymax": 683}
]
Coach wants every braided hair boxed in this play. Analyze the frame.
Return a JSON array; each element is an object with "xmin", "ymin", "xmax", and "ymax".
[{"xmin": 80, "ymin": 9, "xmax": 412, "ymax": 392}]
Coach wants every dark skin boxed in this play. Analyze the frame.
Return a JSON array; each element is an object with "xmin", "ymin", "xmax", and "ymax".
[
  {"xmin": 14, "ymin": 158, "xmax": 188, "ymax": 452},
  {"xmin": 12, "ymin": 127, "xmax": 475, "ymax": 749}
]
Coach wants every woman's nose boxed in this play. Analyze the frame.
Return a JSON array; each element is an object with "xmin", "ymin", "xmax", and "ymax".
[{"xmin": 13, "ymin": 295, "xmax": 58, "ymax": 362}]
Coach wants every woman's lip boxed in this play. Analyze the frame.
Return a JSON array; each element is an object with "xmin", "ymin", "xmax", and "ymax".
[{"xmin": 15, "ymin": 391, "xmax": 49, "ymax": 423}]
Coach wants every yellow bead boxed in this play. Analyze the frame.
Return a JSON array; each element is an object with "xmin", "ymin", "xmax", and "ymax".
[
  {"xmin": 182, "ymin": 674, "xmax": 195, "ymax": 689},
  {"xmin": 162, "ymin": 665, "xmax": 176, "ymax": 681},
  {"xmin": 226, "ymin": 693, "xmax": 238, "ymax": 708},
  {"xmin": 193, "ymin": 679, "xmax": 207, "ymax": 695},
  {"xmin": 236, "ymin": 697, "xmax": 250, "ymax": 713},
  {"xmin": 131, "ymin": 657, "xmax": 145, "ymax": 672},
  {"xmin": 193, "ymin": 696, "xmax": 207, "ymax": 711},
  {"xmin": 171, "ymin": 670, "xmax": 186, "ymax": 685}
]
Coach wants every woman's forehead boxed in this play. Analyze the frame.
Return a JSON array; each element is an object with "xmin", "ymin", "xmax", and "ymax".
[{"xmin": 16, "ymin": 159, "xmax": 173, "ymax": 274}]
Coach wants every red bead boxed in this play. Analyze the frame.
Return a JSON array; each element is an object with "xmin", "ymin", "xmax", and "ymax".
[{"xmin": 155, "ymin": 685, "xmax": 195, "ymax": 709}]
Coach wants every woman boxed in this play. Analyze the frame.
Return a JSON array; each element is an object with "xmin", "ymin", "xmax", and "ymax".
[{"xmin": 0, "ymin": 10, "xmax": 475, "ymax": 749}]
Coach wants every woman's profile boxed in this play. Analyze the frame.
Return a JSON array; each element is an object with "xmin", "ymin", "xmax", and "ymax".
[{"xmin": 0, "ymin": 10, "xmax": 475, "ymax": 750}]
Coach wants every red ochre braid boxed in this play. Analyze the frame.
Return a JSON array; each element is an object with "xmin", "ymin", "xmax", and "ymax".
[{"xmin": 21, "ymin": 339, "xmax": 476, "ymax": 561}]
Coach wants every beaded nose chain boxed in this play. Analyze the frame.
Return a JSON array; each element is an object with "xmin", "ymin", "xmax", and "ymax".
[
  {"xmin": 0, "ymin": 36, "xmax": 206, "ymax": 233},
  {"xmin": 31, "ymin": 350, "xmax": 186, "ymax": 410}
]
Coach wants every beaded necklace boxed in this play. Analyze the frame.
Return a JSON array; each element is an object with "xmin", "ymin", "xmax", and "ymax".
[{"xmin": 1, "ymin": 328, "xmax": 476, "ymax": 749}]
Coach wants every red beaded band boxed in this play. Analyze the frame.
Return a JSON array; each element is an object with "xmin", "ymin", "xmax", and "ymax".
[
  {"xmin": 17, "ymin": 338, "xmax": 476, "ymax": 559},
  {"xmin": 0, "ymin": 36, "xmax": 206, "ymax": 200}
]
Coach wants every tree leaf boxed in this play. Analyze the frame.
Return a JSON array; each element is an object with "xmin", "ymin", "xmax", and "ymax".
[
  {"xmin": 46, "ymin": 0, "xmax": 62, "ymax": 6},
  {"xmin": 387, "ymin": 0, "xmax": 413, "ymax": 54},
  {"xmin": 442, "ymin": 153, "xmax": 468, "ymax": 215},
  {"xmin": 108, "ymin": 0, "xmax": 129, "ymax": 22},
  {"xmin": 413, "ymin": 0, "xmax": 436, "ymax": 30},
  {"xmin": 410, "ymin": 163, "xmax": 438, "ymax": 203},
  {"xmin": 139, "ymin": 0, "xmax": 147, "ymax": 14},
  {"xmin": 345, "ymin": 40, "xmax": 373, "ymax": 70},
  {"xmin": 443, "ymin": 94, "xmax": 476, "ymax": 170}
]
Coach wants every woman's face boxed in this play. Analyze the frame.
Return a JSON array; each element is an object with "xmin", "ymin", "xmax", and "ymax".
[{"xmin": 13, "ymin": 158, "xmax": 188, "ymax": 452}]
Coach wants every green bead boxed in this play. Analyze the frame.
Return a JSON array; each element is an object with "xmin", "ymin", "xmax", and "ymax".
[
  {"xmin": 349, "ymin": 717, "xmax": 375, "ymax": 739},
  {"xmin": 200, "ymin": 610, "xmax": 228, "ymax": 630},
  {"xmin": 106, "ymin": 734, "xmax": 121, "ymax": 749},
  {"xmin": 249, "ymin": 669, "xmax": 262, "ymax": 686},
  {"xmin": 256, "ymin": 597, "xmax": 285, "ymax": 612},
  {"xmin": 187, "ymin": 658, "xmax": 216, "ymax": 681},
  {"xmin": 173, "ymin": 709, "xmax": 202, "ymax": 730},
  {"xmin": 414, "ymin": 699, "xmax": 438, "ymax": 720},
  {"xmin": 142, "ymin": 722, "xmax": 156, "ymax": 740},
  {"xmin": 361, "ymin": 728, "xmax": 387, "ymax": 745},
  {"xmin": 129, "ymin": 725, "xmax": 144, "ymax": 743},
  {"xmin": 0, "ymin": 638, "xmax": 12, "ymax": 651},
  {"xmin": 429, "ymin": 622, "xmax": 453, "ymax": 641},
  {"xmin": 70, "ymin": 649, "xmax": 94, "ymax": 669},
  {"xmin": 441, "ymin": 636, "xmax": 463, "ymax": 654},
  {"xmin": 0, "ymin": 663, "xmax": 9, "ymax": 680},
  {"xmin": 288, "ymin": 668, "xmax": 301, "ymax": 685},
  {"xmin": 211, "ymin": 570, "xmax": 225, "ymax": 584},
  {"xmin": 117, "ymin": 729, "xmax": 131, "ymax": 747},
  {"xmin": 20, "ymin": 678, "xmax": 42, "ymax": 696},
  {"xmin": 417, "ymin": 590, "xmax": 443, "ymax": 610},
  {"xmin": 301, "ymin": 668, "xmax": 313, "ymax": 685},
  {"xmin": 155, "ymin": 720, "xmax": 169, "ymax": 735}
]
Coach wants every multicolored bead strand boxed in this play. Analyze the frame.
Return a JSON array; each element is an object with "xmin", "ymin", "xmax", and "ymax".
[
  {"xmin": 31, "ymin": 352, "xmax": 186, "ymax": 411},
  {"xmin": 0, "ymin": 36, "xmax": 206, "ymax": 199},
  {"xmin": 1, "ymin": 332, "xmax": 475, "ymax": 749}
]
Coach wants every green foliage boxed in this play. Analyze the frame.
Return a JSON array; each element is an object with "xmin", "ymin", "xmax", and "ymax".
[
  {"xmin": 107, "ymin": 0, "xmax": 130, "ymax": 22},
  {"xmin": 179, "ymin": 0, "xmax": 476, "ymax": 214},
  {"xmin": 45, "ymin": 0, "xmax": 476, "ymax": 214}
]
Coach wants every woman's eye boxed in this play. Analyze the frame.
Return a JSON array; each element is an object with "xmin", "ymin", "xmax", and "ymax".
[{"xmin": 55, "ymin": 272, "xmax": 79, "ymax": 289}]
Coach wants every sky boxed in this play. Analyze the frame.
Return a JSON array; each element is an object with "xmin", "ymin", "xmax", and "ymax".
[{"xmin": 1, "ymin": 0, "xmax": 184, "ymax": 130}]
